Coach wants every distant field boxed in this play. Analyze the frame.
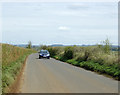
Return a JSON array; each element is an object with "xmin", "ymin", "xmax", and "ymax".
[{"xmin": 2, "ymin": 44, "xmax": 36, "ymax": 93}]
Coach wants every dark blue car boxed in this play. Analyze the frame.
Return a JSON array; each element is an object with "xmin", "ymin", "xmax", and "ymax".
[{"xmin": 39, "ymin": 50, "xmax": 50, "ymax": 59}]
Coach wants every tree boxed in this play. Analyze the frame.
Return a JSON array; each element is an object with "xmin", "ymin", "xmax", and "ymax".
[
  {"xmin": 40, "ymin": 45, "xmax": 47, "ymax": 50},
  {"xmin": 26, "ymin": 41, "xmax": 32, "ymax": 49},
  {"xmin": 97, "ymin": 44, "xmax": 102, "ymax": 48},
  {"xmin": 103, "ymin": 38, "xmax": 111, "ymax": 54}
]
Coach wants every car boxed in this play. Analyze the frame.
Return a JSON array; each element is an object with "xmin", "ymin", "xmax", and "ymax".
[{"xmin": 39, "ymin": 50, "xmax": 50, "ymax": 59}]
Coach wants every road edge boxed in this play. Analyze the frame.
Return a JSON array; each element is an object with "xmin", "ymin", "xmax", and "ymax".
[{"xmin": 8, "ymin": 55, "xmax": 28, "ymax": 93}]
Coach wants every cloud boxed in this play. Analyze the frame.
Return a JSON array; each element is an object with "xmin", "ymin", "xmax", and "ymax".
[
  {"xmin": 68, "ymin": 3, "xmax": 90, "ymax": 10},
  {"xmin": 58, "ymin": 26, "xmax": 70, "ymax": 31}
]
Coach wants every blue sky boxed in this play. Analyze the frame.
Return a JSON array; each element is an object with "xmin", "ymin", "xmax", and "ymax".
[{"xmin": 2, "ymin": 2, "xmax": 118, "ymax": 45}]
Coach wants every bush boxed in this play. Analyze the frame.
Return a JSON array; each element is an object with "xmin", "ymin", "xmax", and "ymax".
[
  {"xmin": 75, "ymin": 53, "xmax": 85, "ymax": 62},
  {"xmin": 40, "ymin": 45, "xmax": 48, "ymax": 50},
  {"xmin": 47, "ymin": 47, "xmax": 63, "ymax": 57},
  {"xmin": 63, "ymin": 46, "xmax": 74, "ymax": 60}
]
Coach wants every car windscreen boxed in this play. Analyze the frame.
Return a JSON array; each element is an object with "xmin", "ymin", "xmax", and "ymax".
[{"xmin": 40, "ymin": 50, "xmax": 48, "ymax": 54}]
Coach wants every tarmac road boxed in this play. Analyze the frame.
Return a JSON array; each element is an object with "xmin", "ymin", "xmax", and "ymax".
[{"xmin": 20, "ymin": 53, "xmax": 118, "ymax": 93}]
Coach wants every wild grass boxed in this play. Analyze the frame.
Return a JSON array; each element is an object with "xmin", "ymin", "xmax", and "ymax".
[{"xmin": 2, "ymin": 44, "xmax": 36, "ymax": 93}]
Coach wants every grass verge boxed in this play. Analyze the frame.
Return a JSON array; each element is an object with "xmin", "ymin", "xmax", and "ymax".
[
  {"xmin": 2, "ymin": 44, "xmax": 36, "ymax": 93},
  {"xmin": 53, "ymin": 56, "xmax": 120, "ymax": 80}
]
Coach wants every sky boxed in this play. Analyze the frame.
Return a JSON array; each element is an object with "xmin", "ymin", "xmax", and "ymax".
[{"xmin": 1, "ymin": 2, "xmax": 118, "ymax": 45}]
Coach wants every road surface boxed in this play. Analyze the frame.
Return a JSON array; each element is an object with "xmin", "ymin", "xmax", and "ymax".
[{"xmin": 20, "ymin": 53, "xmax": 118, "ymax": 93}]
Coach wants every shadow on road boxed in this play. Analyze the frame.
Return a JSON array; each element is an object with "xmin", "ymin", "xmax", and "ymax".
[
  {"xmin": 36, "ymin": 58, "xmax": 39, "ymax": 59},
  {"xmin": 36, "ymin": 58, "xmax": 50, "ymax": 60}
]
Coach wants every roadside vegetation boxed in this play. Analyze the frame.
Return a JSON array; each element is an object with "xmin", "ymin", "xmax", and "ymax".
[
  {"xmin": 2, "ymin": 43, "xmax": 36, "ymax": 93},
  {"xmin": 26, "ymin": 41, "xmax": 32, "ymax": 49},
  {"xmin": 39, "ymin": 39, "xmax": 120, "ymax": 80}
]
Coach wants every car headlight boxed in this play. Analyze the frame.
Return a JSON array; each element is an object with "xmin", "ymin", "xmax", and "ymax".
[
  {"xmin": 47, "ymin": 54, "xmax": 50, "ymax": 56},
  {"xmin": 40, "ymin": 54, "xmax": 42, "ymax": 55}
]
